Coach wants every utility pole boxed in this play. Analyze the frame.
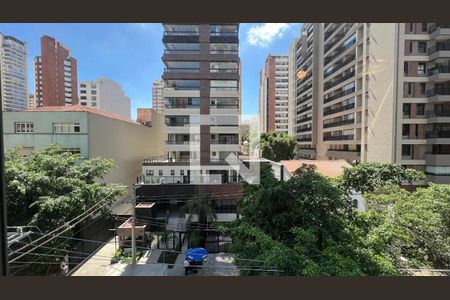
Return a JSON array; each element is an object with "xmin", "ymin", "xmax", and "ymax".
[{"xmin": 0, "ymin": 79, "xmax": 9, "ymax": 276}]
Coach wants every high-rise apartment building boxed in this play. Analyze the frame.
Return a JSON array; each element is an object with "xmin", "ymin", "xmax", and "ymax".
[
  {"xmin": 137, "ymin": 108, "xmax": 153, "ymax": 126},
  {"xmin": 143, "ymin": 23, "xmax": 241, "ymax": 183},
  {"xmin": 0, "ymin": 33, "xmax": 28, "ymax": 111},
  {"xmin": 259, "ymin": 54, "xmax": 289, "ymax": 133},
  {"xmin": 289, "ymin": 23, "xmax": 450, "ymax": 183},
  {"xmin": 28, "ymin": 94, "xmax": 35, "ymax": 109},
  {"xmin": 152, "ymin": 79, "xmax": 165, "ymax": 113},
  {"xmin": 34, "ymin": 35, "xmax": 78, "ymax": 107},
  {"xmin": 79, "ymin": 77, "xmax": 131, "ymax": 119}
]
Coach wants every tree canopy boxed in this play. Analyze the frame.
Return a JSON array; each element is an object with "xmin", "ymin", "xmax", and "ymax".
[
  {"xmin": 260, "ymin": 131, "xmax": 296, "ymax": 162},
  {"xmin": 5, "ymin": 144, "xmax": 126, "ymax": 232}
]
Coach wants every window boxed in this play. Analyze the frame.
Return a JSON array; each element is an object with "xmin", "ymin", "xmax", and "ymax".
[
  {"xmin": 80, "ymin": 96, "xmax": 87, "ymax": 100},
  {"xmin": 80, "ymin": 90, "xmax": 86, "ymax": 94},
  {"xmin": 158, "ymin": 170, "xmax": 163, "ymax": 176},
  {"xmin": 91, "ymin": 90, "xmax": 97, "ymax": 95},
  {"xmin": 180, "ymin": 170, "xmax": 184, "ymax": 176},
  {"xmin": 170, "ymin": 170, "xmax": 175, "ymax": 176},
  {"xmin": 80, "ymin": 84, "xmax": 86, "ymax": 88},
  {"xmin": 403, "ymin": 103, "xmax": 411, "ymax": 117},
  {"xmin": 61, "ymin": 148, "xmax": 81, "ymax": 155},
  {"xmin": 422, "ymin": 23, "xmax": 427, "ymax": 32},
  {"xmin": 404, "ymin": 62, "xmax": 409, "ymax": 75},
  {"xmin": 417, "ymin": 63, "xmax": 426, "ymax": 75},
  {"xmin": 402, "ymin": 124, "xmax": 410, "ymax": 137},
  {"xmin": 407, "ymin": 83, "xmax": 413, "ymax": 96},
  {"xmin": 409, "ymin": 23, "xmax": 414, "ymax": 32},
  {"xmin": 146, "ymin": 170, "xmax": 154, "ymax": 176},
  {"xmin": 15, "ymin": 122, "xmax": 33, "ymax": 133},
  {"xmin": 418, "ymin": 42, "xmax": 427, "ymax": 53},
  {"xmin": 402, "ymin": 144, "xmax": 411, "ymax": 156},
  {"xmin": 416, "ymin": 103, "xmax": 425, "ymax": 116},
  {"xmin": 53, "ymin": 123, "xmax": 81, "ymax": 133},
  {"xmin": 420, "ymin": 83, "xmax": 426, "ymax": 95}
]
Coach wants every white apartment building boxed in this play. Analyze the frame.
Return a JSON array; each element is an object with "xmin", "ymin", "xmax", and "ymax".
[
  {"xmin": 289, "ymin": 23, "xmax": 450, "ymax": 183},
  {"xmin": 152, "ymin": 79, "xmax": 165, "ymax": 113},
  {"xmin": 0, "ymin": 33, "xmax": 28, "ymax": 111},
  {"xmin": 79, "ymin": 77, "xmax": 131, "ymax": 119}
]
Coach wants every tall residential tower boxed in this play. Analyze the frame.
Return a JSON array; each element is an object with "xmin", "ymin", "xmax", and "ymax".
[
  {"xmin": 34, "ymin": 35, "xmax": 78, "ymax": 107},
  {"xmin": 0, "ymin": 33, "xmax": 28, "ymax": 111}
]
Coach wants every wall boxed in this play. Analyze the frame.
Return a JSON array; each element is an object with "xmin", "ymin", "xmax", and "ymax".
[
  {"xmin": 3, "ymin": 111, "xmax": 89, "ymax": 157},
  {"xmin": 365, "ymin": 23, "xmax": 398, "ymax": 163},
  {"xmin": 88, "ymin": 111, "xmax": 165, "ymax": 196}
]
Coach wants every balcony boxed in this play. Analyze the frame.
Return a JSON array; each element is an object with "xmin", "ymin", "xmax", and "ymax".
[
  {"xmin": 297, "ymin": 116, "xmax": 312, "ymax": 124},
  {"xmin": 425, "ymin": 130, "xmax": 450, "ymax": 138},
  {"xmin": 297, "ymin": 94, "xmax": 313, "ymax": 106},
  {"xmin": 428, "ymin": 23, "xmax": 450, "ymax": 34},
  {"xmin": 210, "ymin": 68, "xmax": 239, "ymax": 74},
  {"xmin": 323, "ymin": 118, "xmax": 355, "ymax": 129},
  {"xmin": 209, "ymin": 31, "xmax": 238, "ymax": 37},
  {"xmin": 426, "ymin": 88, "xmax": 450, "ymax": 97},
  {"xmin": 427, "ymin": 64, "xmax": 450, "ymax": 79},
  {"xmin": 324, "ymin": 70, "xmax": 355, "ymax": 91},
  {"xmin": 324, "ymin": 37, "xmax": 356, "ymax": 66},
  {"xmin": 324, "ymin": 87, "xmax": 355, "ymax": 103},
  {"xmin": 323, "ymin": 134, "xmax": 354, "ymax": 141},
  {"xmin": 324, "ymin": 54, "xmax": 356, "ymax": 79},
  {"xmin": 210, "ymin": 49, "xmax": 238, "ymax": 55},
  {"xmin": 297, "ymin": 83, "xmax": 312, "ymax": 96},
  {"xmin": 297, "ymin": 127, "xmax": 312, "ymax": 133},
  {"xmin": 323, "ymin": 103, "xmax": 355, "ymax": 116},
  {"xmin": 427, "ymin": 43, "xmax": 450, "ymax": 55},
  {"xmin": 164, "ymin": 49, "xmax": 200, "ymax": 55},
  {"xmin": 297, "ymin": 106, "xmax": 312, "ymax": 114},
  {"xmin": 165, "ymin": 141, "xmax": 199, "ymax": 145},
  {"xmin": 143, "ymin": 156, "xmax": 197, "ymax": 164},
  {"xmin": 297, "ymin": 137, "xmax": 312, "ymax": 142},
  {"xmin": 142, "ymin": 175, "xmax": 239, "ymax": 185},
  {"xmin": 425, "ymin": 109, "xmax": 450, "ymax": 118},
  {"xmin": 164, "ymin": 68, "xmax": 200, "ymax": 73},
  {"xmin": 163, "ymin": 31, "xmax": 199, "ymax": 36}
]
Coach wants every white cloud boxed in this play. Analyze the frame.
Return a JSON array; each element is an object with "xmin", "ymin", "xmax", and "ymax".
[{"xmin": 246, "ymin": 23, "xmax": 293, "ymax": 47}]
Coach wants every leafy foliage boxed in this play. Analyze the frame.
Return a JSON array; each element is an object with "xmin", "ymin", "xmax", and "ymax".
[
  {"xmin": 260, "ymin": 131, "xmax": 296, "ymax": 162},
  {"xmin": 5, "ymin": 144, "xmax": 126, "ymax": 232},
  {"xmin": 226, "ymin": 163, "xmax": 448, "ymax": 276},
  {"xmin": 339, "ymin": 162, "xmax": 426, "ymax": 194}
]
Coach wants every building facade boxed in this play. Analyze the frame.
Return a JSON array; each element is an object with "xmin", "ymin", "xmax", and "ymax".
[
  {"xmin": 136, "ymin": 108, "xmax": 153, "ymax": 126},
  {"xmin": 2, "ymin": 105, "xmax": 165, "ymax": 213},
  {"xmin": 289, "ymin": 23, "xmax": 450, "ymax": 183},
  {"xmin": 152, "ymin": 79, "xmax": 165, "ymax": 113},
  {"xmin": 79, "ymin": 77, "xmax": 131, "ymax": 119},
  {"xmin": 139, "ymin": 24, "xmax": 243, "ymax": 222},
  {"xmin": 34, "ymin": 35, "xmax": 78, "ymax": 107},
  {"xmin": 0, "ymin": 33, "xmax": 28, "ymax": 111},
  {"xmin": 259, "ymin": 54, "xmax": 289, "ymax": 133},
  {"xmin": 28, "ymin": 94, "xmax": 35, "ymax": 109}
]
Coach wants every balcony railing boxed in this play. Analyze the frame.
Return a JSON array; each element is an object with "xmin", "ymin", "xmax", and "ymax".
[
  {"xmin": 297, "ymin": 127, "xmax": 312, "ymax": 133},
  {"xmin": 210, "ymin": 68, "xmax": 239, "ymax": 73},
  {"xmin": 297, "ymin": 83, "xmax": 313, "ymax": 96},
  {"xmin": 164, "ymin": 68, "xmax": 200, "ymax": 73},
  {"xmin": 165, "ymin": 104, "xmax": 200, "ymax": 109},
  {"xmin": 323, "ymin": 103, "xmax": 355, "ymax": 116},
  {"xmin": 142, "ymin": 175, "xmax": 239, "ymax": 184},
  {"xmin": 323, "ymin": 118, "xmax": 355, "ymax": 129},
  {"xmin": 297, "ymin": 94, "xmax": 313, "ymax": 106},
  {"xmin": 210, "ymin": 50, "xmax": 238, "ymax": 55},
  {"xmin": 297, "ymin": 106, "xmax": 312, "ymax": 114},
  {"xmin": 427, "ymin": 64, "xmax": 450, "ymax": 76},
  {"xmin": 428, "ymin": 23, "xmax": 450, "ymax": 34},
  {"xmin": 324, "ymin": 87, "xmax": 356, "ymax": 103},
  {"xmin": 324, "ymin": 30, "xmax": 348, "ymax": 54},
  {"xmin": 164, "ymin": 49, "xmax": 200, "ymax": 54},
  {"xmin": 297, "ymin": 116, "xmax": 312, "ymax": 124},
  {"xmin": 427, "ymin": 43, "xmax": 450, "ymax": 55},
  {"xmin": 426, "ymin": 88, "xmax": 450, "ymax": 97},
  {"xmin": 425, "ymin": 109, "xmax": 450, "ymax": 118},
  {"xmin": 210, "ymin": 104, "xmax": 239, "ymax": 109},
  {"xmin": 323, "ymin": 134, "xmax": 354, "ymax": 141},
  {"xmin": 165, "ymin": 141, "xmax": 200, "ymax": 145},
  {"xmin": 143, "ymin": 156, "xmax": 198, "ymax": 163},
  {"xmin": 210, "ymin": 31, "xmax": 238, "ymax": 37},
  {"xmin": 324, "ymin": 71, "xmax": 355, "ymax": 91},
  {"xmin": 324, "ymin": 37, "xmax": 356, "ymax": 66},
  {"xmin": 210, "ymin": 87, "xmax": 238, "ymax": 91},
  {"xmin": 425, "ymin": 130, "xmax": 450, "ymax": 138},
  {"xmin": 297, "ymin": 137, "xmax": 312, "ymax": 142},
  {"xmin": 324, "ymin": 54, "xmax": 356, "ymax": 79},
  {"xmin": 163, "ymin": 31, "xmax": 199, "ymax": 36}
]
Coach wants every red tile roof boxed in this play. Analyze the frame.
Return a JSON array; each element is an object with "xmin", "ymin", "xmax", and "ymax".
[
  {"xmin": 26, "ymin": 105, "xmax": 138, "ymax": 125},
  {"xmin": 280, "ymin": 159, "xmax": 352, "ymax": 178}
]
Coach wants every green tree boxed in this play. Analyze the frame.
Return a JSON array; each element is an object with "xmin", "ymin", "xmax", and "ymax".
[
  {"xmin": 260, "ymin": 131, "xmax": 296, "ymax": 162},
  {"xmin": 5, "ymin": 144, "xmax": 126, "ymax": 232},
  {"xmin": 339, "ymin": 162, "xmax": 426, "ymax": 194}
]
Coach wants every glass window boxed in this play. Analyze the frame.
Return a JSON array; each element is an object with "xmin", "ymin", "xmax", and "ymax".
[
  {"xmin": 159, "ymin": 170, "xmax": 163, "ymax": 176},
  {"xmin": 417, "ymin": 63, "xmax": 426, "ymax": 75},
  {"xmin": 15, "ymin": 122, "xmax": 33, "ymax": 133},
  {"xmin": 418, "ymin": 42, "xmax": 427, "ymax": 53},
  {"xmin": 53, "ymin": 123, "xmax": 81, "ymax": 134}
]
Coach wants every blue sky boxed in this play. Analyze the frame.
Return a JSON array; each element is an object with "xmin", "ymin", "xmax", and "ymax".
[{"xmin": 0, "ymin": 23, "xmax": 301, "ymax": 119}]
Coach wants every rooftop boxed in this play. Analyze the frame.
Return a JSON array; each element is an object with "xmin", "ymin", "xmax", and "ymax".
[
  {"xmin": 280, "ymin": 159, "xmax": 351, "ymax": 178},
  {"xmin": 26, "ymin": 105, "xmax": 138, "ymax": 125}
]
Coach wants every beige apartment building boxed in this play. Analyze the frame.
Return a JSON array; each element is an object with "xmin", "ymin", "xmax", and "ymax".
[{"xmin": 289, "ymin": 23, "xmax": 450, "ymax": 183}]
